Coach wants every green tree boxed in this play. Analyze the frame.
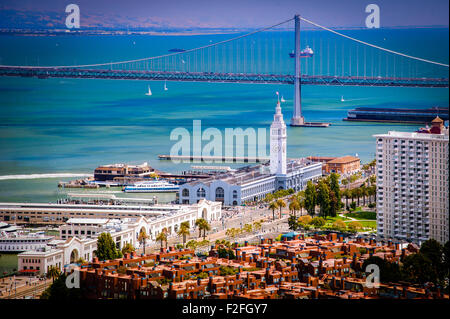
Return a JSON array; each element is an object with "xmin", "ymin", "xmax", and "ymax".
[
  {"xmin": 95, "ymin": 232, "xmax": 121, "ymax": 261},
  {"xmin": 289, "ymin": 200, "xmax": 300, "ymax": 217},
  {"xmin": 443, "ymin": 241, "xmax": 450, "ymax": 286},
  {"xmin": 276, "ymin": 199, "xmax": 286, "ymax": 219},
  {"xmin": 138, "ymin": 228, "xmax": 150, "ymax": 255},
  {"xmin": 121, "ymin": 243, "xmax": 135, "ymax": 255},
  {"xmin": 252, "ymin": 221, "xmax": 262, "ymax": 232},
  {"xmin": 298, "ymin": 215, "xmax": 312, "ymax": 225},
  {"xmin": 402, "ymin": 253, "xmax": 435, "ymax": 285},
  {"xmin": 288, "ymin": 215, "xmax": 298, "ymax": 231},
  {"xmin": 342, "ymin": 189, "xmax": 351, "ymax": 209},
  {"xmin": 177, "ymin": 221, "xmax": 191, "ymax": 247},
  {"xmin": 329, "ymin": 191, "xmax": 339, "ymax": 218},
  {"xmin": 362, "ymin": 256, "xmax": 402, "ymax": 283},
  {"xmin": 156, "ymin": 228, "xmax": 168, "ymax": 249},
  {"xmin": 347, "ymin": 221, "xmax": 363, "ymax": 233},
  {"xmin": 331, "ymin": 220, "xmax": 347, "ymax": 232},
  {"xmin": 420, "ymin": 239, "xmax": 444, "ymax": 284},
  {"xmin": 268, "ymin": 201, "xmax": 278, "ymax": 221},
  {"xmin": 329, "ymin": 173, "xmax": 341, "ymax": 206},
  {"xmin": 40, "ymin": 273, "xmax": 81, "ymax": 300},
  {"xmin": 243, "ymin": 223, "xmax": 253, "ymax": 233},
  {"xmin": 47, "ymin": 265, "xmax": 61, "ymax": 283},
  {"xmin": 264, "ymin": 193, "xmax": 274, "ymax": 203},
  {"xmin": 310, "ymin": 216, "xmax": 326, "ymax": 228},
  {"xmin": 186, "ymin": 240, "xmax": 198, "ymax": 250},
  {"xmin": 195, "ymin": 218, "xmax": 211, "ymax": 240},
  {"xmin": 316, "ymin": 180, "xmax": 331, "ymax": 218},
  {"xmin": 304, "ymin": 181, "xmax": 316, "ymax": 215}
]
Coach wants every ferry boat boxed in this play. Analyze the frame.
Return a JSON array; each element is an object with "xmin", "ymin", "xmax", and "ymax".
[
  {"xmin": 0, "ymin": 232, "xmax": 53, "ymax": 253},
  {"xmin": 289, "ymin": 46, "xmax": 314, "ymax": 58},
  {"xmin": 124, "ymin": 180, "xmax": 179, "ymax": 193}
]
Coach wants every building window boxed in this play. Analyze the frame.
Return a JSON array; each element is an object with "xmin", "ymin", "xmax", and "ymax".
[
  {"xmin": 182, "ymin": 189, "xmax": 189, "ymax": 197},
  {"xmin": 197, "ymin": 188, "xmax": 206, "ymax": 198},
  {"xmin": 215, "ymin": 187, "xmax": 224, "ymax": 200}
]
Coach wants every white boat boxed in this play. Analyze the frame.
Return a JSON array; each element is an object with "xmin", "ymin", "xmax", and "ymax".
[
  {"xmin": 124, "ymin": 180, "xmax": 179, "ymax": 193},
  {"xmin": 340, "ymin": 96, "xmax": 345, "ymax": 102},
  {"xmin": 145, "ymin": 85, "xmax": 152, "ymax": 96},
  {"xmin": 164, "ymin": 81, "xmax": 168, "ymax": 91},
  {"xmin": 280, "ymin": 96, "xmax": 286, "ymax": 102}
]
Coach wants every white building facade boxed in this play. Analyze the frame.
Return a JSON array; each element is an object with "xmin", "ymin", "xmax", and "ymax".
[
  {"xmin": 374, "ymin": 126, "xmax": 449, "ymax": 244},
  {"xmin": 16, "ymin": 200, "xmax": 221, "ymax": 275}
]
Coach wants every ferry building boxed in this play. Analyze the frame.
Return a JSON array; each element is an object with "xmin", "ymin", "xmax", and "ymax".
[{"xmin": 178, "ymin": 101, "xmax": 322, "ymax": 206}]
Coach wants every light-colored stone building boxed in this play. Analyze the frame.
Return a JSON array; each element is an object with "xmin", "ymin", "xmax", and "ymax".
[{"xmin": 16, "ymin": 199, "xmax": 221, "ymax": 275}]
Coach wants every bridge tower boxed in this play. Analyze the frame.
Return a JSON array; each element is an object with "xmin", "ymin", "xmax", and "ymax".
[{"xmin": 290, "ymin": 14, "xmax": 305, "ymax": 126}]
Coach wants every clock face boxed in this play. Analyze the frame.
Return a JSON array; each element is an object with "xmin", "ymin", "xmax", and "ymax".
[{"xmin": 272, "ymin": 145, "xmax": 279, "ymax": 152}]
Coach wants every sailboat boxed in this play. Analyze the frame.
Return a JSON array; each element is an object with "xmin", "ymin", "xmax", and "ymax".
[
  {"xmin": 164, "ymin": 81, "xmax": 168, "ymax": 91},
  {"xmin": 145, "ymin": 85, "xmax": 152, "ymax": 96},
  {"xmin": 280, "ymin": 96, "xmax": 286, "ymax": 102},
  {"xmin": 340, "ymin": 96, "xmax": 345, "ymax": 102}
]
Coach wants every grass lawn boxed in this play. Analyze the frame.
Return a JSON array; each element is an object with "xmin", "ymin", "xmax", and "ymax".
[
  {"xmin": 357, "ymin": 220, "xmax": 377, "ymax": 229},
  {"xmin": 323, "ymin": 215, "xmax": 350, "ymax": 227},
  {"xmin": 345, "ymin": 211, "xmax": 376, "ymax": 220}
]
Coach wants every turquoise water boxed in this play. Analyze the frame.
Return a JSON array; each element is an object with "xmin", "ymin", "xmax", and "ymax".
[
  {"xmin": 0, "ymin": 254, "xmax": 18, "ymax": 275},
  {"xmin": 0, "ymin": 29, "xmax": 448, "ymax": 202}
]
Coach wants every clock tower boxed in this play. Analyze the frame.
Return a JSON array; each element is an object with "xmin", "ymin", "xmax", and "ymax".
[{"xmin": 270, "ymin": 100, "xmax": 287, "ymax": 175}]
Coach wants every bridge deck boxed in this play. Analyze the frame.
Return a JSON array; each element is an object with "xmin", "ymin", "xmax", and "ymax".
[{"xmin": 0, "ymin": 67, "xmax": 448, "ymax": 87}]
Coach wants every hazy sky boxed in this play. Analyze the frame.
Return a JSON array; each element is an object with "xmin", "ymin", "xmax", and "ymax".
[{"xmin": 1, "ymin": 0, "xmax": 448, "ymax": 29}]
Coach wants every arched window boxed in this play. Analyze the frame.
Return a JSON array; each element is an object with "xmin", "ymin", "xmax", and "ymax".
[
  {"xmin": 182, "ymin": 189, "xmax": 189, "ymax": 197},
  {"xmin": 215, "ymin": 187, "xmax": 224, "ymax": 199},
  {"xmin": 197, "ymin": 188, "xmax": 206, "ymax": 198},
  {"xmin": 233, "ymin": 190, "xmax": 237, "ymax": 199}
]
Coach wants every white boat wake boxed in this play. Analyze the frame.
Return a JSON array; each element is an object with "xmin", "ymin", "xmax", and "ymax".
[{"xmin": 0, "ymin": 173, "xmax": 93, "ymax": 181}]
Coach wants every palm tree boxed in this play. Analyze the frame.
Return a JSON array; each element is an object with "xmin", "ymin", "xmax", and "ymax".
[
  {"xmin": 47, "ymin": 266, "xmax": 61, "ymax": 283},
  {"xmin": 268, "ymin": 201, "xmax": 278, "ymax": 221},
  {"xmin": 361, "ymin": 186, "xmax": 368, "ymax": 206},
  {"xmin": 354, "ymin": 187, "xmax": 361, "ymax": 206},
  {"xmin": 156, "ymin": 228, "xmax": 168, "ymax": 249},
  {"xmin": 177, "ymin": 221, "xmax": 190, "ymax": 247},
  {"xmin": 276, "ymin": 199, "xmax": 286, "ymax": 219},
  {"xmin": 289, "ymin": 200, "xmax": 300, "ymax": 217},
  {"xmin": 138, "ymin": 228, "xmax": 150, "ymax": 254},
  {"xmin": 342, "ymin": 189, "xmax": 350, "ymax": 209},
  {"xmin": 195, "ymin": 218, "xmax": 211, "ymax": 240}
]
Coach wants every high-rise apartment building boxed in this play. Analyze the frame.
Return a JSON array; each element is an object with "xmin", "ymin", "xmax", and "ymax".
[{"xmin": 374, "ymin": 117, "xmax": 449, "ymax": 244}]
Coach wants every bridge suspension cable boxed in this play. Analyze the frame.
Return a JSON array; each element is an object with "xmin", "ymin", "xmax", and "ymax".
[
  {"xmin": 300, "ymin": 16, "xmax": 449, "ymax": 68},
  {"xmin": 0, "ymin": 18, "xmax": 294, "ymax": 69}
]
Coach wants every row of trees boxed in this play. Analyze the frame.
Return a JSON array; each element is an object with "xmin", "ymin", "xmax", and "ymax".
[
  {"xmin": 303, "ymin": 173, "xmax": 342, "ymax": 218},
  {"xmin": 225, "ymin": 220, "xmax": 263, "ymax": 239},
  {"xmin": 288, "ymin": 215, "xmax": 365, "ymax": 233},
  {"xmin": 136, "ymin": 218, "xmax": 212, "ymax": 253},
  {"xmin": 341, "ymin": 182, "xmax": 376, "ymax": 208}
]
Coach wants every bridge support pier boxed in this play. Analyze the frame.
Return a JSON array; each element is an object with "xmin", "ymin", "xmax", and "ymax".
[{"xmin": 291, "ymin": 14, "xmax": 305, "ymax": 127}]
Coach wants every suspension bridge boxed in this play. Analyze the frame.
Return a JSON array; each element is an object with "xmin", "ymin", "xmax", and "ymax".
[{"xmin": 0, "ymin": 15, "xmax": 448, "ymax": 126}]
